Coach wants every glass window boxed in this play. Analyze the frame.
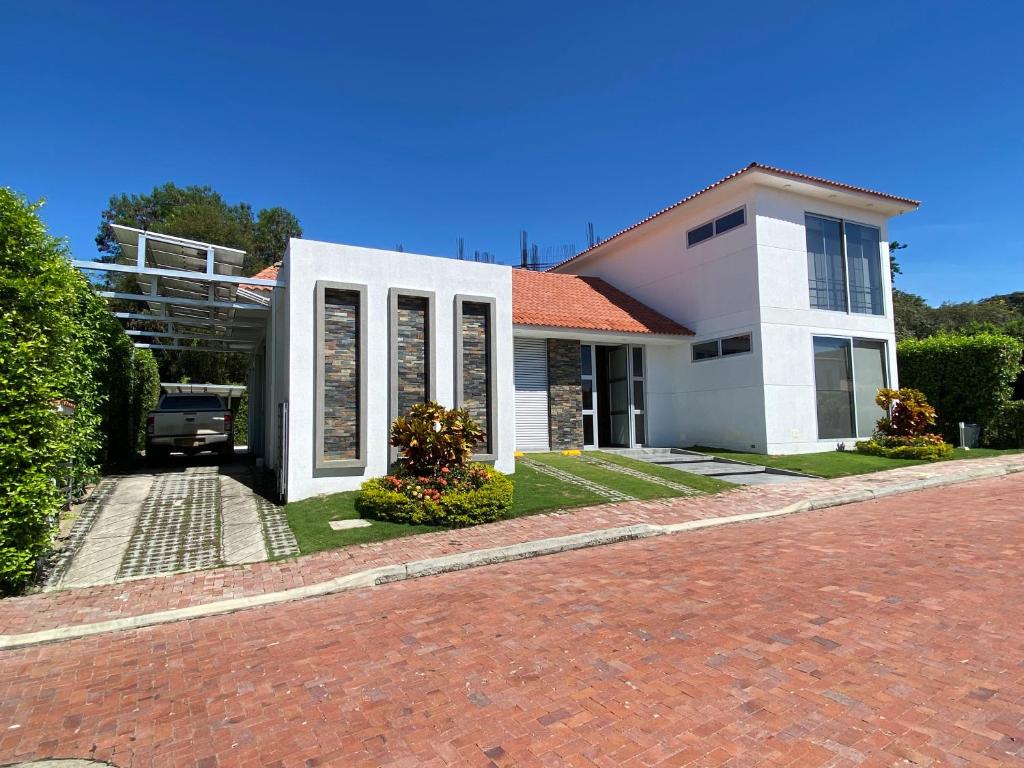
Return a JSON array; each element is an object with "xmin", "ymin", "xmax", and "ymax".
[
  {"xmin": 692, "ymin": 340, "xmax": 719, "ymax": 361},
  {"xmin": 715, "ymin": 208, "xmax": 745, "ymax": 235},
  {"xmin": 845, "ymin": 222, "xmax": 883, "ymax": 315},
  {"xmin": 580, "ymin": 345, "xmax": 593, "ymax": 377},
  {"xmin": 813, "ymin": 337, "xmax": 855, "ymax": 439},
  {"xmin": 632, "ymin": 346, "xmax": 643, "ymax": 378},
  {"xmin": 853, "ymin": 340, "xmax": 887, "ymax": 437},
  {"xmin": 632, "ymin": 380, "xmax": 645, "ymax": 410},
  {"xmin": 720, "ymin": 334, "xmax": 752, "ymax": 356},
  {"xmin": 634, "ymin": 414, "xmax": 646, "ymax": 445},
  {"xmin": 806, "ymin": 215, "xmax": 847, "ymax": 312},
  {"xmin": 687, "ymin": 222, "xmax": 714, "ymax": 247},
  {"xmin": 581, "ymin": 378, "xmax": 593, "ymax": 410},
  {"xmin": 583, "ymin": 415, "xmax": 594, "ymax": 446}
]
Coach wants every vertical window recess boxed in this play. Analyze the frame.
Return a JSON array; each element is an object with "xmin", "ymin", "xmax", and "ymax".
[
  {"xmin": 315, "ymin": 281, "xmax": 367, "ymax": 469},
  {"xmin": 455, "ymin": 295, "xmax": 498, "ymax": 459},
  {"xmin": 389, "ymin": 289, "xmax": 436, "ymax": 460}
]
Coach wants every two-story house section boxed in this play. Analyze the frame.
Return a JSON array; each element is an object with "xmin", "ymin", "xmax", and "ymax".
[{"xmin": 546, "ymin": 163, "xmax": 919, "ymax": 455}]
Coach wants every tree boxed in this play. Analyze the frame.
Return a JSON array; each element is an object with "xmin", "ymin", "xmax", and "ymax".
[
  {"xmin": 97, "ymin": 184, "xmax": 301, "ymax": 274},
  {"xmin": 95, "ymin": 184, "xmax": 302, "ymax": 385},
  {"xmin": 250, "ymin": 207, "xmax": 302, "ymax": 274},
  {"xmin": 889, "ymin": 240, "xmax": 906, "ymax": 282}
]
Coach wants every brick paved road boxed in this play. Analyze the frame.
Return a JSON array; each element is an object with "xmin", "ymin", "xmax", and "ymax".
[
  {"xmin": 6, "ymin": 455, "xmax": 1020, "ymax": 636},
  {"xmin": 2, "ymin": 474, "xmax": 1024, "ymax": 767}
]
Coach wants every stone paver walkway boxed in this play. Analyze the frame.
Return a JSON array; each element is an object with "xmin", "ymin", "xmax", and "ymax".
[
  {"xmin": 46, "ymin": 461, "xmax": 296, "ymax": 590},
  {"xmin": 2, "ymin": 473, "xmax": 1024, "ymax": 766},
  {"xmin": 3, "ymin": 454, "xmax": 1021, "ymax": 640},
  {"xmin": 611, "ymin": 448, "xmax": 813, "ymax": 485}
]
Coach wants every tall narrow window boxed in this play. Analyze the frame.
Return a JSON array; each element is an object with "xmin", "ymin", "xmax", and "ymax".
[
  {"xmin": 845, "ymin": 222, "xmax": 883, "ymax": 315},
  {"xmin": 806, "ymin": 215, "xmax": 847, "ymax": 311},
  {"xmin": 852, "ymin": 340, "xmax": 887, "ymax": 437},
  {"xmin": 316, "ymin": 281, "xmax": 367, "ymax": 469},
  {"xmin": 813, "ymin": 337, "xmax": 855, "ymax": 439},
  {"xmin": 630, "ymin": 346, "xmax": 646, "ymax": 446},
  {"xmin": 389, "ymin": 289, "xmax": 435, "ymax": 422},
  {"xmin": 580, "ymin": 344, "xmax": 596, "ymax": 447},
  {"xmin": 456, "ymin": 296, "xmax": 497, "ymax": 458}
]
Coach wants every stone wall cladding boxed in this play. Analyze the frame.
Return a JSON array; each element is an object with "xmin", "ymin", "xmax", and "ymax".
[
  {"xmin": 461, "ymin": 303, "xmax": 491, "ymax": 453},
  {"xmin": 547, "ymin": 338, "xmax": 583, "ymax": 450},
  {"xmin": 323, "ymin": 289, "xmax": 360, "ymax": 460},
  {"xmin": 395, "ymin": 295, "xmax": 429, "ymax": 417}
]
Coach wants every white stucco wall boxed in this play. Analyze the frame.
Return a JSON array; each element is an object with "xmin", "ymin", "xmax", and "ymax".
[
  {"xmin": 555, "ymin": 182, "xmax": 769, "ymax": 451},
  {"xmin": 555, "ymin": 173, "xmax": 911, "ymax": 455},
  {"xmin": 283, "ymin": 239, "xmax": 515, "ymax": 502},
  {"xmin": 754, "ymin": 186, "xmax": 899, "ymax": 454}
]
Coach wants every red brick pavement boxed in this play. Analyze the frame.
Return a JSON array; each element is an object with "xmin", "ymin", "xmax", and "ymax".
[
  {"xmin": 2, "ymin": 473, "xmax": 1024, "ymax": 766},
  {"xmin": 1, "ymin": 455, "xmax": 1022, "ymax": 636}
]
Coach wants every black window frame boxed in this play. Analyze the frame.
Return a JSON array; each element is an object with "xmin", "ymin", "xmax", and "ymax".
[
  {"xmin": 805, "ymin": 212, "xmax": 885, "ymax": 317},
  {"xmin": 686, "ymin": 206, "xmax": 747, "ymax": 249}
]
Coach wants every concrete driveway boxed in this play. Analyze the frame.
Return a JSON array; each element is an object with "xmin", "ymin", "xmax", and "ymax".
[
  {"xmin": 47, "ymin": 457, "xmax": 297, "ymax": 589},
  {"xmin": 4, "ymin": 473, "xmax": 1023, "ymax": 766}
]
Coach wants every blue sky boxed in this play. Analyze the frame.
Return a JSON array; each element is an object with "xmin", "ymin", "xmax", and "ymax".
[{"xmin": 2, "ymin": 1, "xmax": 1021, "ymax": 304}]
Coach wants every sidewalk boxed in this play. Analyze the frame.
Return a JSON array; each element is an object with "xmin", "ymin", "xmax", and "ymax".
[{"xmin": 2, "ymin": 453, "xmax": 1022, "ymax": 644}]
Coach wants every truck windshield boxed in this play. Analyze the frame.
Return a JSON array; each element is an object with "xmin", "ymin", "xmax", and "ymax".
[{"xmin": 160, "ymin": 395, "xmax": 224, "ymax": 410}]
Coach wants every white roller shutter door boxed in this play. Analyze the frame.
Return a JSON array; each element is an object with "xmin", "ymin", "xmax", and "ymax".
[{"xmin": 514, "ymin": 338, "xmax": 550, "ymax": 452}]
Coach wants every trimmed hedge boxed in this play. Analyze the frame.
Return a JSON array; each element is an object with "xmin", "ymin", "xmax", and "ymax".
[
  {"xmin": 986, "ymin": 401, "xmax": 1024, "ymax": 448},
  {"xmin": 856, "ymin": 437, "xmax": 954, "ymax": 461},
  {"xmin": 356, "ymin": 466, "xmax": 513, "ymax": 527},
  {"xmin": 897, "ymin": 333, "xmax": 1024, "ymax": 444},
  {"xmin": 0, "ymin": 188, "xmax": 149, "ymax": 593}
]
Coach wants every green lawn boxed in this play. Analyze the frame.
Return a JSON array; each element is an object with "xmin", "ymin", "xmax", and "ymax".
[
  {"xmin": 693, "ymin": 446, "xmax": 1023, "ymax": 479},
  {"xmin": 284, "ymin": 450, "xmax": 728, "ymax": 555},
  {"xmin": 285, "ymin": 461, "xmax": 608, "ymax": 555}
]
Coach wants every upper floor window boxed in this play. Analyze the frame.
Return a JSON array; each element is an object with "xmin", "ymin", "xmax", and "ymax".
[
  {"xmin": 691, "ymin": 333, "xmax": 753, "ymax": 362},
  {"xmin": 687, "ymin": 207, "xmax": 746, "ymax": 247},
  {"xmin": 806, "ymin": 214, "xmax": 884, "ymax": 315}
]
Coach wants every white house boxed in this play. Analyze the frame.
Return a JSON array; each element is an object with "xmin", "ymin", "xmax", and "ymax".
[{"xmin": 94, "ymin": 163, "xmax": 919, "ymax": 503}]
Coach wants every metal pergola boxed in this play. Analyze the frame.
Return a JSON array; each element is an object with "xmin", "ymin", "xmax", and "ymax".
[{"xmin": 74, "ymin": 225, "xmax": 285, "ymax": 354}]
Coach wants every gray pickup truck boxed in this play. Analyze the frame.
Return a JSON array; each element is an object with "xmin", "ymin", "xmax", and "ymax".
[{"xmin": 146, "ymin": 393, "xmax": 234, "ymax": 461}]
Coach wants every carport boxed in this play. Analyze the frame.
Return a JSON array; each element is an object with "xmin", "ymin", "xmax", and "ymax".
[{"xmin": 74, "ymin": 226, "xmax": 286, "ymax": 471}]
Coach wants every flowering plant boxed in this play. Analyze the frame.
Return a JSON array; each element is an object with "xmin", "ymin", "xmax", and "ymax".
[{"xmin": 381, "ymin": 462, "xmax": 492, "ymax": 504}]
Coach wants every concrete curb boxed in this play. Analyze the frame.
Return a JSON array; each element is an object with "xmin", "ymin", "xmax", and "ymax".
[{"xmin": 2, "ymin": 462, "xmax": 1020, "ymax": 651}]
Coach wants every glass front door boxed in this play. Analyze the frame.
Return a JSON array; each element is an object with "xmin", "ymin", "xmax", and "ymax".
[{"xmin": 607, "ymin": 345, "xmax": 630, "ymax": 446}]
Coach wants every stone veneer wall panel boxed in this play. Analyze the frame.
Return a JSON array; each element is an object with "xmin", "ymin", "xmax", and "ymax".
[
  {"xmin": 547, "ymin": 338, "xmax": 583, "ymax": 450},
  {"xmin": 395, "ymin": 295, "xmax": 430, "ymax": 416},
  {"xmin": 316, "ymin": 282, "xmax": 367, "ymax": 469}
]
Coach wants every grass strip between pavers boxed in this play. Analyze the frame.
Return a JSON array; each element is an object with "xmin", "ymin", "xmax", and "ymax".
[{"xmin": 526, "ymin": 453, "xmax": 699, "ymax": 500}]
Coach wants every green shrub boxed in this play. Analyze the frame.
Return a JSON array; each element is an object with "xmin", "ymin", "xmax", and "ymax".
[
  {"xmin": 1, "ymin": 189, "xmax": 118, "ymax": 592},
  {"xmin": 897, "ymin": 333, "xmax": 1024, "ymax": 442},
  {"xmin": 390, "ymin": 401, "xmax": 484, "ymax": 477},
  {"xmin": 131, "ymin": 349, "xmax": 161, "ymax": 453},
  {"xmin": 855, "ymin": 436, "xmax": 954, "ymax": 461},
  {"xmin": 356, "ymin": 465, "xmax": 513, "ymax": 526},
  {"xmin": 986, "ymin": 401, "xmax": 1024, "ymax": 448},
  {"xmin": 872, "ymin": 387, "xmax": 938, "ymax": 438}
]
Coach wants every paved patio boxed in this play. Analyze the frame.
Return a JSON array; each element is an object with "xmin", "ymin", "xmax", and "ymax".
[{"xmin": 2, "ymin": 472, "xmax": 1023, "ymax": 766}]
